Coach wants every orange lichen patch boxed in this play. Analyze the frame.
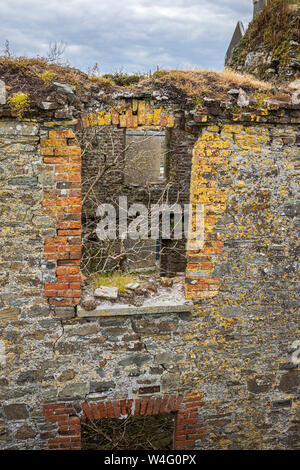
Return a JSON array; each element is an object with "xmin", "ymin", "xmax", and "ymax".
[{"xmin": 185, "ymin": 130, "xmax": 232, "ymax": 300}]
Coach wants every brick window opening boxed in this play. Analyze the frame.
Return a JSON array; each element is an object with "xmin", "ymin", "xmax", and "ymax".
[{"xmin": 81, "ymin": 413, "xmax": 175, "ymax": 450}]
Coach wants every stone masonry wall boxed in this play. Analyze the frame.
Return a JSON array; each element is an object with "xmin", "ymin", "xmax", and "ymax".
[
  {"xmin": 185, "ymin": 122, "xmax": 300, "ymax": 449},
  {"xmin": 0, "ymin": 104, "xmax": 299, "ymax": 449}
]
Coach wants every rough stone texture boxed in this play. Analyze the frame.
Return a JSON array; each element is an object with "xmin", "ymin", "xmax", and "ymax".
[
  {"xmin": 0, "ymin": 80, "xmax": 6, "ymax": 105},
  {"xmin": 0, "ymin": 91, "xmax": 299, "ymax": 450},
  {"xmin": 186, "ymin": 122, "xmax": 300, "ymax": 449}
]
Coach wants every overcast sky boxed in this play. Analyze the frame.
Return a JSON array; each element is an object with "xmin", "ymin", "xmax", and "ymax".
[{"xmin": 0, "ymin": 0, "xmax": 253, "ymax": 74}]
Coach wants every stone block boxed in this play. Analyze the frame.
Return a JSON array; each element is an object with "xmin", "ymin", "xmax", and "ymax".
[
  {"xmin": 4, "ymin": 404, "xmax": 28, "ymax": 420},
  {"xmin": 0, "ymin": 80, "xmax": 6, "ymax": 105},
  {"xmin": 94, "ymin": 286, "xmax": 118, "ymax": 299},
  {"xmin": 89, "ymin": 381, "xmax": 115, "ymax": 393}
]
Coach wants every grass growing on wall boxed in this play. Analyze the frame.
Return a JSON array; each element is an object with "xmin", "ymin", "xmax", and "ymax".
[
  {"xmin": 229, "ymin": 0, "xmax": 299, "ymax": 77},
  {"xmin": 92, "ymin": 271, "xmax": 138, "ymax": 293}
]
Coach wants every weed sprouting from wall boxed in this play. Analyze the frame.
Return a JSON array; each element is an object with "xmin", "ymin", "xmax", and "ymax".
[{"xmin": 7, "ymin": 92, "xmax": 30, "ymax": 119}]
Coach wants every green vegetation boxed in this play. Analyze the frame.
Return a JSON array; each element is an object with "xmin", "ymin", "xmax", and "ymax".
[
  {"xmin": 39, "ymin": 70, "xmax": 57, "ymax": 84},
  {"xmin": 229, "ymin": 0, "xmax": 299, "ymax": 79},
  {"xmin": 102, "ymin": 71, "xmax": 142, "ymax": 87},
  {"xmin": 92, "ymin": 271, "xmax": 138, "ymax": 293},
  {"xmin": 254, "ymin": 91, "xmax": 272, "ymax": 107},
  {"xmin": 7, "ymin": 92, "xmax": 30, "ymax": 119},
  {"xmin": 89, "ymin": 76, "xmax": 115, "ymax": 87}
]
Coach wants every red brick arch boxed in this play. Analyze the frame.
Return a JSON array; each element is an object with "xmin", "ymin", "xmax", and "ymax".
[{"xmin": 43, "ymin": 393, "xmax": 205, "ymax": 450}]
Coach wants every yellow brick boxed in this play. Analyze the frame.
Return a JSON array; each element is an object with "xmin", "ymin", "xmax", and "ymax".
[
  {"xmin": 97, "ymin": 111, "xmax": 105, "ymax": 126},
  {"xmin": 119, "ymin": 115, "xmax": 127, "ymax": 127},
  {"xmin": 40, "ymin": 139, "xmax": 67, "ymax": 148},
  {"xmin": 132, "ymin": 99, "xmax": 138, "ymax": 112},
  {"xmin": 167, "ymin": 115, "xmax": 175, "ymax": 127},
  {"xmin": 145, "ymin": 113, "xmax": 153, "ymax": 125},
  {"xmin": 88, "ymin": 113, "xmax": 98, "ymax": 126},
  {"xmin": 222, "ymin": 125, "xmax": 244, "ymax": 134},
  {"xmin": 104, "ymin": 113, "xmax": 111, "ymax": 125},
  {"xmin": 138, "ymin": 101, "xmax": 146, "ymax": 125},
  {"xmin": 153, "ymin": 108, "xmax": 161, "ymax": 125},
  {"xmin": 49, "ymin": 129, "xmax": 75, "ymax": 139}
]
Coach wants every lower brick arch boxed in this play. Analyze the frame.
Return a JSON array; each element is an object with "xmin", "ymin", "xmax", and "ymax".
[{"xmin": 43, "ymin": 393, "xmax": 206, "ymax": 450}]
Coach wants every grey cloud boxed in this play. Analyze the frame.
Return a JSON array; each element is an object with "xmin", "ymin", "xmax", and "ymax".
[{"xmin": 0, "ymin": 0, "xmax": 252, "ymax": 73}]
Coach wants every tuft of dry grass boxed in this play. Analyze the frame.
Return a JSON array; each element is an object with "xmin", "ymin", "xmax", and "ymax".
[
  {"xmin": 39, "ymin": 70, "xmax": 57, "ymax": 84},
  {"xmin": 0, "ymin": 55, "xmax": 283, "ymax": 105},
  {"xmin": 89, "ymin": 76, "xmax": 115, "ymax": 87},
  {"xmin": 219, "ymin": 68, "xmax": 272, "ymax": 90},
  {"xmin": 92, "ymin": 271, "xmax": 138, "ymax": 293},
  {"xmin": 141, "ymin": 67, "xmax": 273, "ymax": 100},
  {"xmin": 0, "ymin": 55, "xmax": 91, "ymax": 89}
]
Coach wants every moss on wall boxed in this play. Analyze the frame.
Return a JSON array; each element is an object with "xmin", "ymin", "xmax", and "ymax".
[{"xmin": 229, "ymin": 0, "xmax": 300, "ymax": 81}]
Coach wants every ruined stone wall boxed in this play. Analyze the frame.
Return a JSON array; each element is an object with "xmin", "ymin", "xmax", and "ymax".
[
  {"xmin": 0, "ymin": 119, "xmax": 58, "ymax": 446},
  {"xmin": 0, "ymin": 99, "xmax": 299, "ymax": 449},
  {"xmin": 185, "ymin": 122, "xmax": 299, "ymax": 449}
]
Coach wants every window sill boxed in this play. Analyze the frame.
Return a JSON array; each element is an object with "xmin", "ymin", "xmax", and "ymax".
[{"xmin": 76, "ymin": 301, "xmax": 193, "ymax": 318}]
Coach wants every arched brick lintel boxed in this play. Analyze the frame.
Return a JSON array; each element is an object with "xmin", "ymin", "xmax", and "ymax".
[
  {"xmin": 43, "ymin": 393, "xmax": 206, "ymax": 450},
  {"xmin": 79, "ymin": 104, "xmax": 176, "ymax": 129}
]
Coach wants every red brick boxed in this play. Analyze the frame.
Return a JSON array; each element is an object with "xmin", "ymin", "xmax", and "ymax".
[
  {"xmin": 160, "ymin": 395, "xmax": 169, "ymax": 414},
  {"xmin": 152, "ymin": 397, "xmax": 162, "ymax": 415},
  {"xmin": 120, "ymin": 399, "xmax": 127, "ymax": 415},
  {"xmin": 57, "ymin": 275, "xmax": 81, "ymax": 283},
  {"xmin": 98, "ymin": 402, "xmax": 107, "ymax": 418},
  {"xmin": 69, "ymin": 252, "xmax": 81, "ymax": 260},
  {"xmin": 173, "ymin": 395, "xmax": 184, "ymax": 411},
  {"xmin": 90, "ymin": 403, "xmax": 101, "ymax": 420},
  {"xmin": 146, "ymin": 397, "xmax": 155, "ymax": 415},
  {"xmin": 106, "ymin": 401, "xmax": 114, "ymax": 418},
  {"xmin": 56, "ymin": 266, "xmax": 79, "ymax": 275},
  {"xmin": 166, "ymin": 394, "xmax": 176, "ymax": 412},
  {"xmin": 140, "ymin": 398, "xmax": 148, "ymax": 415},
  {"xmin": 45, "ymin": 237, "xmax": 67, "ymax": 245},
  {"xmin": 112, "ymin": 401, "xmax": 121, "ymax": 418},
  {"xmin": 57, "ymin": 229, "xmax": 81, "ymax": 236},
  {"xmin": 44, "ymin": 290, "xmax": 57, "ymax": 297},
  {"xmin": 44, "ymin": 246, "xmax": 57, "ymax": 254},
  {"xmin": 45, "ymin": 283, "xmax": 68, "ymax": 290},
  {"xmin": 134, "ymin": 399, "xmax": 141, "ymax": 416},
  {"xmin": 127, "ymin": 399, "xmax": 133, "ymax": 415},
  {"xmin": 82, "ymin": 402, "xmax": 93, "ymax": 420}
]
